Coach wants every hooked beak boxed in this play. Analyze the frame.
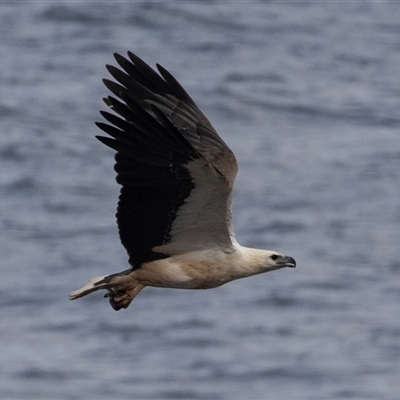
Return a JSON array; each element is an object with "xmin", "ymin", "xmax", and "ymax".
[{"xmin": 277, "ymin": 255, "xmax": 296, "ymax": 268}]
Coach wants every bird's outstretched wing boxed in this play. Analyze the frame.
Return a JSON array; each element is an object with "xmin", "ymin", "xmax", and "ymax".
[{"xmin": 96, "ymin": 52, "xmax": 238, "ymax": 268}]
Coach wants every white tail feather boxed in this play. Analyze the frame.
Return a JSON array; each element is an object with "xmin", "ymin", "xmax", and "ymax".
[{"xmin": 68, "ymin": 275, "xmax": 107, "ymax": 300}]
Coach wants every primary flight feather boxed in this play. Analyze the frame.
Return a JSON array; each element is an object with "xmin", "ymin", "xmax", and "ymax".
[{"xmin": 69, "ymin": 51, "xmax": 296, "ymax": 310}]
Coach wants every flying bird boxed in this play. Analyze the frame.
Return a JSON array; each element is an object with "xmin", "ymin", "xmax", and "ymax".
[{"xmin": 69, "ymin": 51, "xmax": 296, "ymax": 310}]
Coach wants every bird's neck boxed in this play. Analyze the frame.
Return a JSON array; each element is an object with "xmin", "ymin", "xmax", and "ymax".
[{"xmin": 231, "ymin": 245, "xmax": 271, "ymax": 277}]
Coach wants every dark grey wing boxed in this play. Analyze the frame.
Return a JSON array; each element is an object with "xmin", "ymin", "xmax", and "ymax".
[{"xmin": 96, "ymin": 52, "xmax": 238, "ymax": 267}]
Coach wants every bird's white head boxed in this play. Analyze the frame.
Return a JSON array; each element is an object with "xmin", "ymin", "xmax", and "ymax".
[
  {"xmin": 263, "ymin": 251, "xmax": 296, "ymax": 272},
  {"xmin": 239, "ymin": 247, "xmax": 296, "ymax": 277}
]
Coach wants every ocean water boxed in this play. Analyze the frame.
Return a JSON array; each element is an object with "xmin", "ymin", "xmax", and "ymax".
[{"xmin": 1, "ymin": 3, "xmax": 400, "ymax": 399}]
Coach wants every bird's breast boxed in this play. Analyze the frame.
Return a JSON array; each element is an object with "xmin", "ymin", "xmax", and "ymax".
[{"xmin": 134, "ymin": 249, "xmax": 240, "ymax": 290}]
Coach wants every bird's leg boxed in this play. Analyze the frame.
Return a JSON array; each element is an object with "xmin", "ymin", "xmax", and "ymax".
[{"xmin": 104, "ymin": 284, "xmax": 146, "ymax": 311}]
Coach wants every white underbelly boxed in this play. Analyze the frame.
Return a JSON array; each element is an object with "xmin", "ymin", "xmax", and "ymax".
[{"xmin": 133, "ymin": 250, "xmax": 239, "ymax": 289}]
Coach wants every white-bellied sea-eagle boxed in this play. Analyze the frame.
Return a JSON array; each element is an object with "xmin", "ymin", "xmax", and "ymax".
[{"xmin": 69, "ymin": 52, "xmax": 296, "ymax": 310}]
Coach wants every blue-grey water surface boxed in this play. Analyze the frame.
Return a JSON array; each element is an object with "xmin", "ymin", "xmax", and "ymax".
[{"xmin": 2, "ymin": 3, "xmax": 400, "ymax": 399}]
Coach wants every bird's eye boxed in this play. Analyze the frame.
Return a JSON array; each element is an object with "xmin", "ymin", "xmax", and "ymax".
[{"xmin": 270, "ymin": 254, "xmax": 279, "ymax": 261}]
